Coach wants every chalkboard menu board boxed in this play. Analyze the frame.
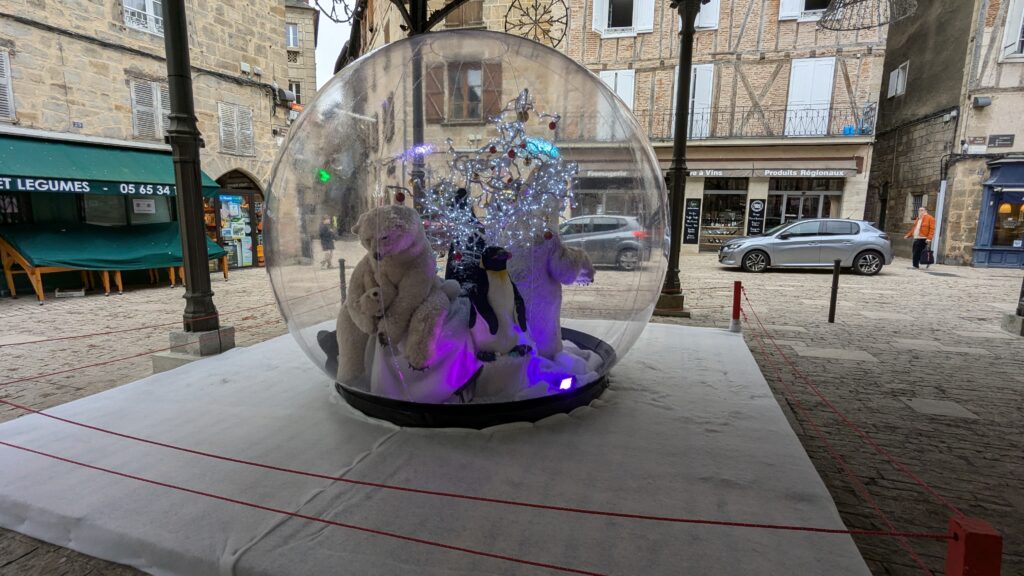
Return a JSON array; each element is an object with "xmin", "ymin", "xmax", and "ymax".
[
  {"xmin": 747, "ymin": 198, "xmax": 766, "ymax": 236},
  {"xmin": 683, "ymin": 199, "xmax": 701, "ymax": 244}
]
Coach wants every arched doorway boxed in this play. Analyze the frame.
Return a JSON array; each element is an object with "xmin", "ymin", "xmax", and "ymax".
[{"xmin": 209, "ymin": 170, "xmax": 266, "ymax": 268}]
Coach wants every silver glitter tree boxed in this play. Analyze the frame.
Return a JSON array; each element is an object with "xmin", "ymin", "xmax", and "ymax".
[{"xmin": 817, "ymin": 0, "xmax": 918, "ymax": 31}]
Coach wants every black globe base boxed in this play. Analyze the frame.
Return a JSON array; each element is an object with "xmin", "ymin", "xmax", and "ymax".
[{"xmin": 334, "ymin": 328, "xmax": 615, "ymax": 429}]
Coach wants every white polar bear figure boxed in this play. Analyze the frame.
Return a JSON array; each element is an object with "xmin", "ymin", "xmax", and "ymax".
[
  {"xmin": 508, "ymin": 233, "xmax": 595, "ymax": 360},
  {"xmin": 336, "ymin": 205, "xmax": 455, "ymax": 382}
]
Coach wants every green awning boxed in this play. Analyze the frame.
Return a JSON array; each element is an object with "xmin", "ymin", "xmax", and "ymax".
[{"xmin": 0, "ymin": 135, "xmax": 220, "ymax": 197}]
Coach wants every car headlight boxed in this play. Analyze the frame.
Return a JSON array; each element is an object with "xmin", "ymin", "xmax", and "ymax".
[{"xmin": 722, "ymin": 243, "xmax": 744, "ymax": 251}]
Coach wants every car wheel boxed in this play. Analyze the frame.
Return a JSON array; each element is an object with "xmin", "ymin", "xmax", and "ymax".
[
  {"xmin": 617, "ymin": 248, "xmax": 639, "ymax": 271},
  {"xmin": 853, "ymin": 250, "xmax": 883, "ymax": 275},
  {"xmin": 740, "ymin": 250, "xmax": 769, "ymax": 273}
]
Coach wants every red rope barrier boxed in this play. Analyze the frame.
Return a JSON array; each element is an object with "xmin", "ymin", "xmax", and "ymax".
[
  {"xmin": 0, "ymin": 440, "xmax": 605, "ymax": 576},
  {"xmin": 741, "ymin": 288, "xmax": 966, "ymax": 520},
  {"xmin": 0, "ymin": 397, "xmax": 950, "ymax": 542}
]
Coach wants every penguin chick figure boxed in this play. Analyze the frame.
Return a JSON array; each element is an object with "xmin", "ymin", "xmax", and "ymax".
[{"xmin": 467, "ymin": 246, "xmax": 530, "ymax": 362}]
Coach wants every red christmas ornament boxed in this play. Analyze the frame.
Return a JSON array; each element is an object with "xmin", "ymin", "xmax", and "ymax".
[
  {"xmin": 453, "ymin": 252, "xmax": 462, "ymax": 262},
  {"xmin": 489, "ymin": 146, "xmax": 497, "ymax": 154},
  {"xmin": 394, "ymin": 191, "xmax": 405, "ymax": 203},
  {"xmin": 508, "ymin": 149, "xmax": 516, "ymax": 158},
  {"xmin": 548, "ymin": 121, "xmax": 557, "ymax": 131},
  {"xmin": 544, "ymin": 230, "xmax": 553, "ymax": 240},
  {"xmin": 519, "ymin": 142, "xmax": 527, "ymax": 149}
]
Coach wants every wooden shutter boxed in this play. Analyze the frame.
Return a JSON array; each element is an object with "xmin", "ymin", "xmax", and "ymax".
[
  {"xmin": 695, "ymin": 0, "xmax": 720, "ymax": 29},
  {"xmin": 159, "ymin": 83, "xmax": 170, "ymax": 135},
  {"xmin": 592, "ymin": 0, "xmax": 608, "ymax": 33},
  {"xmin": 1003, "ymin": 0, "xmax": 1024, "ymax": 58},
  {"xmin": 219, "ymin": 101, "xmax": 238, "ymax": 154},
  {"xmin": 690, "ymin": 64, "xmax": 714, "ymax": 138},
  {"xmin": 779, "ymin": 0, "xmax": 801, "ymax": 20},
  {"xmin": 634, "ymin": 0, "xmax": 654, "ymax": 32},
  {"xmin": 481, "ymin": 62, "xmax": 502, "ymax": 118},
  {"xmin": 131, "ymin": 79, "xmax": 158, "ymax": 139},
  {"xmin": 0, "ymin": 50, "xmax": 13, "ymax": 119},
  {"xmin": 424, "ymin": 64, "xmax": 445, "ymax": 124},
  {"xmin": 238, "ymin": 106, "xmax": 255, "ymax": 156}
]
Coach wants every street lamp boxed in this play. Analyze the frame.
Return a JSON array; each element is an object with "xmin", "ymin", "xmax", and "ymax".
[{"xmin": 656, "ymin": 0, "xmax": 705, "ymax": 314}]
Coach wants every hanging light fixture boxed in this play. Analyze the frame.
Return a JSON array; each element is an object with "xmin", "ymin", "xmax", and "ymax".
[{"xmin": 818, "ymin": 0, "xmax": 918, "ymax": 31}]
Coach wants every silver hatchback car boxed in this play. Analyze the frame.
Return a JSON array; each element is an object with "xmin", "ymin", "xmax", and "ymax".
[{"xmin": 717, "ymin": 219, "xmax": 894, "ymax": 275}]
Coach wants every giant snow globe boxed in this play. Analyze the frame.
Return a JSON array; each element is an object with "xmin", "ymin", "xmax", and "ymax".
[{"xmin": 265, "ymin": 31, "xmax": 668, "ymax": 427}]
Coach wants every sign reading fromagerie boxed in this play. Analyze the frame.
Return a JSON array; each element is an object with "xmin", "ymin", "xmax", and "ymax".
[
  {"xmin": 757, "ymin": 169, "xmax": 854, "ymax": 178},
  {"xmin": 0, "ymin": 177, "xmax": 176, "ymax": 196}
]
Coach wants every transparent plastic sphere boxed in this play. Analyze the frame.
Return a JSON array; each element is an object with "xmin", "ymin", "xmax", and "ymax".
[{"xmin": 265, "ymin": 31, "xmax": 667, "ymax": 416}]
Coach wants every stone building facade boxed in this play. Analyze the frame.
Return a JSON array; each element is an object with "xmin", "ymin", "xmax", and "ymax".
[
  {"xmin": 360, "ymin": 0, "xmax": 887, "ymax": 253},
  {"xmin": 868, "ymin": 0, "xmax": 1024, "ymax": 267},
  {"xmin": 285, "ymin": 0, "xmax": 320, "ymax": 111},
  {"xmin": 0, "ymin": 1, "xmax": 313, "ymax": 271}
]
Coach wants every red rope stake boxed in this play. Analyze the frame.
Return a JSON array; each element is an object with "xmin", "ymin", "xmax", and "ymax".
[
  {"xmin": 741, "ymin": 288, "xmax": 966, "ymax": 520},
  {"xmin": 0, "ymin": 441, "xmax": 605, "ymax": 576},
  {"xmin": 740, "ymin": 310, "xmax": 937, "ymax": 576},
  {"xmin": 729, "ymin": 280, "xmax": 742, "ymax": 333},
  {"xmin": 945, "ymin": 517, "xmax": 1003, "ymax": 576},
  {"xmin": 0, "ymin": 397, "xmax": 952, "ymax": 542}
]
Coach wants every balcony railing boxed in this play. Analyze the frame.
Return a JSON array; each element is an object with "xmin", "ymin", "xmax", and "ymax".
[
  {"xmin": 634, "ymin": 104, "xmax": 876, "ymax": 142},
  {"xmin": 124, "ymin": 6, "xmax": 164, "ymax": 35}
]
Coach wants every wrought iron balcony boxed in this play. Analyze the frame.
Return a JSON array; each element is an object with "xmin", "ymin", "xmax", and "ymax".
[
  {"xmin": 634, "ymin": 104, "xmax": 876, "ymax": 142},
  {"xmin": 124, "ymin": 6, "xmax": 164, "ymax": 36}
]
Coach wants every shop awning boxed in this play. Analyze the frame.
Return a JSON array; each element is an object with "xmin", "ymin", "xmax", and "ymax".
[
  {"xmin": 0, "ymin": 135, "xmax": 220, "ymax": 197},
  {"xmin": 985, "ymin": 159, "xmax": 1024, "ymax": 188}
]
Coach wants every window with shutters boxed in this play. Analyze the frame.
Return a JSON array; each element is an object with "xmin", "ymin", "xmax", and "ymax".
[
  {"xmin": 289, "ymin": 81, "xmax": 302, "ymax": 105},
  {"xmin": 286, "ymin": 23, "xmax": 300, "ymax": 48},
  {"xmin": 130, "ymin": 79, "xmax": 170, "ymax": 140},
  {"xmin": 671, "ymin": 64, "xmax": 714, "ymax": 139},
  {"xmin": 592, "ymin": 0, "xmax": 653, "ymax": 38},
  {"xmin": 445, "ymin": 0, "xmax": 484, "ymax": 28},
  {"xmin": 887, "ymin": 61, "xmax": 908, "ymax": 98},
  {"xmin": 679, "ymin": 0, "xmax": 720, "ymax": 30},
  {"xmin": 785, "ymin": 57, "xmax": 835, "ymax": 136},
  {"xmin": 123, "ymin": 0, "xmax": 164, "ymax": 36},
  {"xmin": 778, "ymin": 0, "xmax": 828, "ymax": 21},
  {"xmin": 218, "ymin": 102, "xmax": 256, "ymax": 156},
  {"xmin": 597, "ymin": 69, "xmax": 634, "ymax": 141},
  {"xmin": 0, "ymin": 50, "xmax": 14, "ymax": 121},
  {"xmin": 425, "ymin": 62, "xmax": 501, "ymax": 125},
  {"xmin": 1002, "ymin": 0, "xmax": 1024, "ymax": 59}
]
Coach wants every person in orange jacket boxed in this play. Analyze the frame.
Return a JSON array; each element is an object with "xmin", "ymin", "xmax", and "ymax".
[{"xmin": 904, "ymin": 206, "xmax": 935, "ymax": 269}]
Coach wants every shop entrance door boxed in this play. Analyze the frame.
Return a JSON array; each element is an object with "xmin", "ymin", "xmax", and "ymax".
[{"xmin": 215, "ymin": 171, "xmax": 266, "ymax": 269}]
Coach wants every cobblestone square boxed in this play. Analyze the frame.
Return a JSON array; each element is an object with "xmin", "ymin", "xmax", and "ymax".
[{"xmin": 0, "ymin": 254, "xmax": 1021, "ymax": 575}]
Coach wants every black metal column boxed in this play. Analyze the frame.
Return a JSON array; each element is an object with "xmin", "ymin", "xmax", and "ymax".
[
  {"xmin": 162, "ymin": 0, "xmax": 219, "ymax": 332},
  {"xmin": 408, "ymin": 0, "xmax": 429, "ymax": 204},
  {"xmin": 660, "ymin": 0, "xmax": 701, "ymax": 298}
]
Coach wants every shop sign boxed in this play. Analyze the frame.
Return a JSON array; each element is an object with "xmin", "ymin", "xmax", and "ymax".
[
  {"xmin": 683, "ymin": 198, "xmax": 701, "ymax": 244},
  {"xmin": 747, "ymin": 198, "xmax": 766, "ymax": 236},
  {"xmin": 988, "ymin": 134, "xmax": 1015, "ymax": 148},
  {"xmin": 967, "ymin": 136, "xmax": 988, "ymax": 155},
  {"xmin": 688, "ymin": 169, "xmax": 754, "ymax": 177},
  {"xmin": 0, "ymin": 176, "xmax": 175, "ymax": 196},
  {"xmin": 758, "ymin": 169, "xmax": 854, "ymax": 178},
  {"xmin": 132, "ymin": 199, "xmax": 156, "ymax": 214}
]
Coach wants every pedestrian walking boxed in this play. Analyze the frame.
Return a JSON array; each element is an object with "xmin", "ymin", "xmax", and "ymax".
[
  {"xmin": 319, "ymin": 216, "xmax": 336, "ymax": 269},
  {"xmin": 904, "ymin": 206, "xmax": 935, "ymax": 269}
]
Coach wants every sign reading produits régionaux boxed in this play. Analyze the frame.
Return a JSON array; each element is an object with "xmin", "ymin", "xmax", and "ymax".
[
  {"xmin": 687, "ymin": 168, "xmax": 855, "ymax": 178},
  {"xmin": 0, "ymin": 177, "xmax": 175, "ymax": 196}
]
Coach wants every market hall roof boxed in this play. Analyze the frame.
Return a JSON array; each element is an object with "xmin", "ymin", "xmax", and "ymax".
[{"xmin": 0, "ymin": 134, "xmax": 220, "ymax": 197}]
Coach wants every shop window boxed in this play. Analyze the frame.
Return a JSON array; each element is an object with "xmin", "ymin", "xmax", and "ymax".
[
  {"xmin": 779, "ymin": 0, "xmax": 829, "ymax": 21},
  {"xmin": 0, "ymin": 49, "xmax": 14, "ymax": 120},
  {"xmin": 123, "ymin": 0, "xmax": 164, "ymax": 36},
  {"xmin": 0, "ymin": 194, "xmax": 30, "ymax": 225},
  {"xmin": 700, "ymin": 178, "xmax": 748, "ymax": 249},
  {"xmin": 84, "ymin": 196, "xmax": 128, "ymax": 226},
  {"xmin": 130, "ymin": 79, "xmax": 170, "ymax": 140},
  {"xmin": 218, "ymin": 102, "xmax": 255, "ymax": 156},
  {"xmin": 445, "ymin": 0, "xmax": 484, "ymax": 28},
  {"xmin": 767, "ymin": 178, "xmax": 843, "ymax": 226},
  {"xmin": 425, "ymin": 62, "xmax": 501, "ymax": 124},
  {"xmin": 286, "ymin": 23, "xmax": 300, "ymax": 48},
  {"xmin": 129, "ymin": 196, "xmax": 172, "ymax": 225},
  {"xmin": 30, "ymin": 194, "xmax": 77, "ymax": 223},
  {"xmin": 992, "ymin": 199, "xmax": 1024, "ymax": 247},
  {"xmin": 592, "ymin": 0, "xmax": 654, "ymax": 38},
  {"xmin": 1002, "ymin": 0, "xmax": 1024, "ymax": 59}
]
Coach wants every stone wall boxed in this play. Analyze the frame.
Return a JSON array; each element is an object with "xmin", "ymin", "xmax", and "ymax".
[
  {"xmin": 285, "ymin": 3, "xmax": 319, "ymax": 107},
  {"xmin": 941, "ymin": 157, "xmax": 988, "ymax": 265},
  {"xmin": 0, "ymin": 0, "xmax": 292, "ymax": 186}
]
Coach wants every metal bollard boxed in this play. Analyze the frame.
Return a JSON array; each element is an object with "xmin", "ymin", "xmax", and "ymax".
[
  {"xmin": 828, "ymin": 259, "xmax": 840, "ymax": 323},
  {"xmin": 338, "ymin": 258, "xmax": 347, "ymax": 302},
  {"xmin": 729, "ymin": 280, "xmax": 742, "ymax": 333}
]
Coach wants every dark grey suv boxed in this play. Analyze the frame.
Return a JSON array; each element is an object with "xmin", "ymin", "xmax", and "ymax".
[
  {"xmin": 717, "ymin": 219, "xmax": 894, "ymax": 275},
  {"xmin": 560, "ymin": 215, "xmax": 650, "ymax": 270}
]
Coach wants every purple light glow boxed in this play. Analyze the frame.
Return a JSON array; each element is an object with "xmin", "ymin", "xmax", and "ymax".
[{"xmin": 559, "ymin": 377, "xmax": 573, "ymax": 390}]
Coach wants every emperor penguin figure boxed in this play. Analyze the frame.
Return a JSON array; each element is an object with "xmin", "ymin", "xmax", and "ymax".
[{"xmin": 467, "ymin": 246, "xmax": 530, "ymax": 362}]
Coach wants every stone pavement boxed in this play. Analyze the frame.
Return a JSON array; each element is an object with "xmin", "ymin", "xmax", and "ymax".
[{"xmin": 0, "ymin": 254, "xmax": 1021, "ymax": 575}]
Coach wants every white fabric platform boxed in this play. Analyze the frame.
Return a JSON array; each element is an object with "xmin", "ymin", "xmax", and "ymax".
[{"xmin": 0, "ymin": 324, "xmax": 869, "ymax": 576}]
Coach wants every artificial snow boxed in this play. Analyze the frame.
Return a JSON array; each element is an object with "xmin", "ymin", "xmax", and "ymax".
[{"xmin": 0, "ymin": 324, "xmax": 870, "ymax": 576}]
